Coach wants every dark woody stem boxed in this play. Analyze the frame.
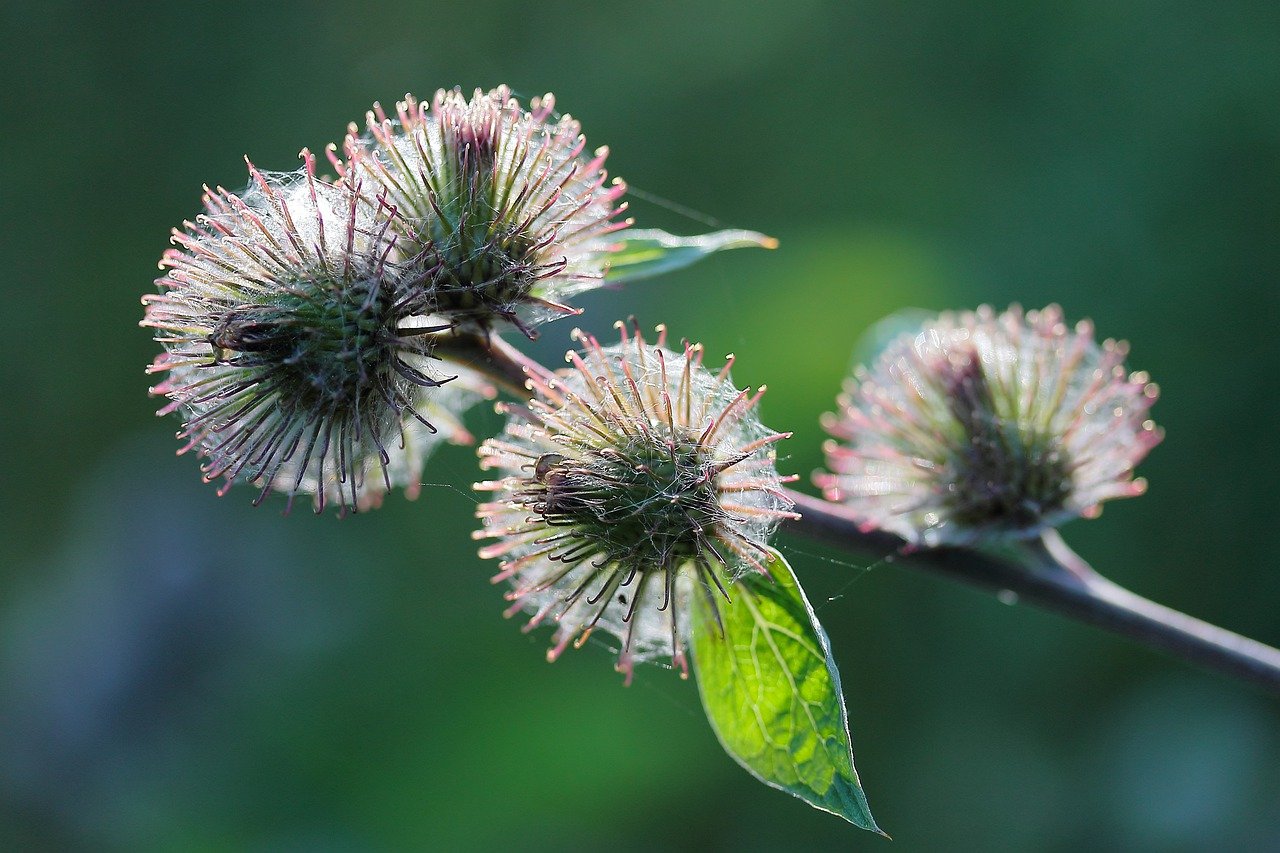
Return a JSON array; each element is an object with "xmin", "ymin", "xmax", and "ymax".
[
  {"xmin": 446, "ymin": 331, "xmax": 1280, "ymax": 695},
  {"xmin": 784, "ymin": 491, "xmax": 1280, "ymax": 694}
]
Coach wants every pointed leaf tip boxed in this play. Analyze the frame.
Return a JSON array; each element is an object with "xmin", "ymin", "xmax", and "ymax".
[
  {"xmin": 605, "ymin": 228, "xmax": 777, "ymax": 283},
  {"xmin": 689, "ymin": 547, "xmax": 882, "ymax": 834}
]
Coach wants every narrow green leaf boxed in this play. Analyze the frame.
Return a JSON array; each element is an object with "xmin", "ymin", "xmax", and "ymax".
[
  {"xmin": 604, "ymin": 228, "xmax": 778, "ymax": 283},
  {"xmin": 690, "ymin": 548, "xmax": 883, "ymax": 834}
]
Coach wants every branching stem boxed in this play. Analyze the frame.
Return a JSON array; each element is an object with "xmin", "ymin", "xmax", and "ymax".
[
  {"xmin": 784, "ymin": 490, "xmax": 1280, "ymax": 694},
  {"xmin": 450, "ymin": 331, "xmax": 1280, "ymax": 694}
]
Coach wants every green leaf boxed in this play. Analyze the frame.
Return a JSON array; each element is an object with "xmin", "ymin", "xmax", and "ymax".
[
  {"xmin": 690, "ymin": 547, "xmax": 883, "ymax": 834},
  {"xmin": 604, "ymin": 228, "xmax": 777, "ymax": 283}
]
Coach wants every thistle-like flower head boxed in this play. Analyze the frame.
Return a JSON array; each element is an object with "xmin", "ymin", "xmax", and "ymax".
[
  {"xmin": 333, "ymin": 85, "xmax": 631, "ymax": 339},
  {"xmin": 817, "ymin": 304, "xmax": 1162, "ymax": 546},
  {"xmin": 142, "ymin": 153, "xmax": 491, "ymax": 513},
  {"xmin": 474, "ymin": 322, "xmax": 797, "ymax": 683}
]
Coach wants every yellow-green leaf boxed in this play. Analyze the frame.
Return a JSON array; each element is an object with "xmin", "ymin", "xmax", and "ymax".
[
  {"xmin": 690, "ymin": 547, "xmax": 883, "ymax": 834},
  {"xmin": 604, "ymin": 229, "xmax": 777, "ymax": 283}
]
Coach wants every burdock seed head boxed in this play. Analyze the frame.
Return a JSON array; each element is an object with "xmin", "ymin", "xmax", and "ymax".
[
  {"xmin": 332, "ymin": 85, "xmax": 631, "ymax": 339},
  {"xmin": 816, "ymin": 304, "xmax": 1163, "ymax": 547},
  {"xmin": 474, "ymin": 321, "xmax": 797, "ymax": 683},
  {"xmin": 142, "ymin": 152, "xmax": 491, "ymax": 514}
]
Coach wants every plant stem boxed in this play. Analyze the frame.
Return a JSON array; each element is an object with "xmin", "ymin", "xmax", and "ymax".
[
  {"xmin": 445, "ymin": 331, "xmax": 1280, "ymax": 694},
  {"xmin": 784, "ymin": 489, "xmax": 1280, "ymax": 694},
  {"xmin": 432, "ymin": 331, "xmax": 543, "ymax": 397}
]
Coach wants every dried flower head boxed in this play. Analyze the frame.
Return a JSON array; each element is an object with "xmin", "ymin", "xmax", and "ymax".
[
  {"xmin": 333, "ymin": 85, "xmax": 631, "ymax": 339},
  {"xmin": 142, "ymin": 153, "xmax": 491, "ymax": 513},
  {"xmin": 474, "ymin": 322, "xmax": 797, "ymax": 683},
  {"xmin": 816, "ymin": 304, "xmax": 1162, "ymax": 546}
]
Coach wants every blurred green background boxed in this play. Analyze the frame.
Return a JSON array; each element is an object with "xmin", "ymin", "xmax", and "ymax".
[{"xmin": 3, "ymin": 1, "xmax": 1279, "ymax": 849}]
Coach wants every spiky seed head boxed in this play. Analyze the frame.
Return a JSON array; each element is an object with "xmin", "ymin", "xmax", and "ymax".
[
  {"xmin": 332, "ymin": 85, "xmax": 631, "ymax": 339},
  {"xmin": 474, "ymin": 322, "xmax": 797, "ymax": 683},
  {"xmin": 816, "ymin": 304, "xmax": 1163, "ymax": 546},
  {"xmin": 142, "ymin": 153, "xmax": 492, "ymax": 514}
]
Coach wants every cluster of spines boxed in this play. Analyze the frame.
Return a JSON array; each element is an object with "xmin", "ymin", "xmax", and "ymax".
[
  {"xmin": 817, "ymin": 304, "xmax": 1162, "ymax": 545},
  {"xmin": 146, "ymin": 85, "xmax": 638, "ymax": 511},
  {"xmin": 330, "ymin": 86, "xmax": 631, "ymax": 339},
  {"xmin": 144, "ymin": 153, "xmax": 477, "ymax": 514},
  {"xmin": 474, "ymin": 321, "xmax": 797, "ymax": 682}
]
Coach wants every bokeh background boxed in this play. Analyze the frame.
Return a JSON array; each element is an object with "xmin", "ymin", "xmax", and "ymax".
[{"xmin": 3, "ymin": 1, "xmax": 1279, "ymax": 849}]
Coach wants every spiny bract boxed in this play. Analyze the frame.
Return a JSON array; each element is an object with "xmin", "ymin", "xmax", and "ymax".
[
  {"xmin": 816, "ymin": 304, "xmax": 1162, "ymax": 546},
  {"xmin": 332, "ymin": 85, "xmax": 631, "ymax": 339},
  {"xmin": 142, "ymin": 153, "xmax": 491, "ymax": 513},
  {"xmin": 474, "ymin": 322, "xmax": 797, "ymax": 683}
]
